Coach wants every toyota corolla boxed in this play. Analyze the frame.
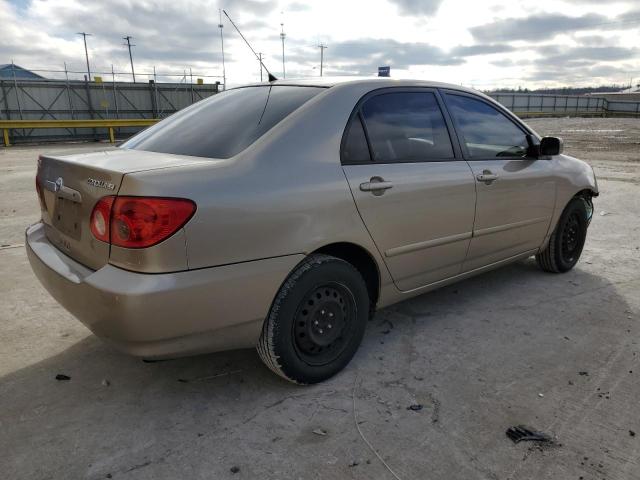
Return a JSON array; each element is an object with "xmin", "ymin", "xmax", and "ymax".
[{"xmin": 27, "ymin": 78, "xmax": 598, "ymax": 384}]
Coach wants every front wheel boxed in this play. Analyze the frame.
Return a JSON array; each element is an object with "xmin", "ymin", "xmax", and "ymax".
[
  {"xmin": 536, "ymin": 197, "xmax": 590, "ymax": 273},
  {"xmin": 257, "ymin": 254, "xmax": 369, "ymax": 384}
]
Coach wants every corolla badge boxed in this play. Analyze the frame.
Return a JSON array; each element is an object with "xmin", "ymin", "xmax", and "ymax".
[{"xmin": 87, "ymin": 178, "xmax": 116, "ymax": 190}]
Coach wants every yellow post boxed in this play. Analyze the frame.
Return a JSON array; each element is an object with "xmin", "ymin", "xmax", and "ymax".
[
  {"xmin": 2, "ymin": 128, "xmax": 9, "ymax": 147},
  {"xmin": 108, "ymin": 127, "xmax": 115, "ymax": 143}
]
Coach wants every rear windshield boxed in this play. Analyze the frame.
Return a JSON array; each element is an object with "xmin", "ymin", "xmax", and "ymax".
[{"xmin": 122, "ymin": 85, "xmax": 324, "ymax": 159}]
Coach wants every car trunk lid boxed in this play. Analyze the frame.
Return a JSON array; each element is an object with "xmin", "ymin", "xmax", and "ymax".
[{"xmin": 36, "ymin": 148, "xmax": 208, "ymax": 270}]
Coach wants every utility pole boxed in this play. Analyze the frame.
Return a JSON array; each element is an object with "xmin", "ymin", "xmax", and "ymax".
[
  {"xmin": 123, "ymin": 35, "xmax": 136, "ymax": 82},
  {"xmin": 318, "ymin": 43, "xmax": 327, "ymax": 77},
  {"xmin": 218, "ymin": 9, "xmax": 226, "ymax": 89},
  {"xmin": 77, "ymin": 32, "xmax": 92, "ymax": 81},
  {"xmin": 280, "ymin": 22, "xmax": 286, "ymax": 78},
  {"xmin": 258, "ymin": 52, "xmax": 263, "ymax": 82}
]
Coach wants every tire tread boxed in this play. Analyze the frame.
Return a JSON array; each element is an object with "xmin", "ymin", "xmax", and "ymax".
[{"xmin": 257, "ymin": 254, "xmax": 354, "ymax": 384}]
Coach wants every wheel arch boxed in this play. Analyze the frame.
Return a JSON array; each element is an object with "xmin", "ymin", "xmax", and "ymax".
[{"xmin": 312, "ymin": 242, "xmax": 381, "ymax": 308}]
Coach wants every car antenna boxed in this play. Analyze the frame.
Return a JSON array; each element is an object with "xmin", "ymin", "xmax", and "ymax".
[{"xmin": 223, "ymin": 10, "xmax": 278, "ymax": 82}]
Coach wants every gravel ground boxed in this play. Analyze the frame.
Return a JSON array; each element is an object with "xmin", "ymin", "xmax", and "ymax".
[{"xmin": 1, "ymin": 118, "xmax": 639, "ymax": 480}]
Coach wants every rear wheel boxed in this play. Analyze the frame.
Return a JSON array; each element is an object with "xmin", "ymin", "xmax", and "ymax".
[
  {"xmin": 536, "ymin": 197, "xmax": 589, "ymax": 273},
  {"xmin": 257, "ymin": 254, "xmax": 369, "ymax": 384}
]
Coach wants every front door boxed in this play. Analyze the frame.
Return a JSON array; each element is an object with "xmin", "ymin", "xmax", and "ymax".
[
  {"xmin": 442, "ymin": 92, "xmax": 556, "ymax": 271},
  {"xmin": 341, "ymin": 89, "xmax": 476, "ymax": 291}
]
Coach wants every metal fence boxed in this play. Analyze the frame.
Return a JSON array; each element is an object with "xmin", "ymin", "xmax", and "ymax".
[
  {"xmin": 0, "ymin": 78, "xmax": 219, "ymax": 143},
  {"xmin": 2, "ymin": 82, "xmax": 640, "ymax": 145},
  {"xmin": 488, "ymin": 93, "xmax": 640, "ymax": 117}
]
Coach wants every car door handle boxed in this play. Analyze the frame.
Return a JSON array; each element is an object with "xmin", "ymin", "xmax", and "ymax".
[
  {"xmin": 476, "ymin": 171, "xmax": 498, "ymax": 184},
  {"xmin": 360, "ymin": 178, "xmax": 393, "ymax": 193}
]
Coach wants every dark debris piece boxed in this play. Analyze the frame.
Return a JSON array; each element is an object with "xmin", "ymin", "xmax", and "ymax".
[
  {"xmin": 578, "ymin": 371, "xmax": 589, "ymax": 376},
  {"xmin": 506, "ymin": 425, "xmax": 552, "ymax": 444},
  {"xmin": 55, "ymin": 374, "xmax": 71, "ymax": 381},
  {"xmin": 230, "ymin": 466, "xmax": 240, "ymax": 474},
  {"xmin": 407, "ymin": 404, "xmax": 423, "ymax": 411},
  {"xmin": 630, "ymin": 430, "xmax": 636, "ymax": 437}
]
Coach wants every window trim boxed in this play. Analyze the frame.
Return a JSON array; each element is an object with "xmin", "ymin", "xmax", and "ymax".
[
  {"xmin": 439, "ymin": 89, "xmax": 539, "ymax": 161},
  {"xmin": 340, "ymin": 87, "xmax": 462, "ymax": 166}
]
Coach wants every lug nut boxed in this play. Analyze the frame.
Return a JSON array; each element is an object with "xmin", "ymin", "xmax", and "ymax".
[
  {"xmin": 319, "ymin": 329, "xmax": 323, "ymax": 334},
  {"xmin": 314, "ymin": 320, "xmax": 319, "ymax": 325},
  {"xmin": 327, "ymin": 324, "xmax": 332, "ymax": 329}
]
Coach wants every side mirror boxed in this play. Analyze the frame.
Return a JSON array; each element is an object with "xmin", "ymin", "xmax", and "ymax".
[{"xmin": 540, "ymin": 136, "xmax": 563, "ymax": 156}]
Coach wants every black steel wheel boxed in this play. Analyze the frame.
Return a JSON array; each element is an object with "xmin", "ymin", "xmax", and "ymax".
[
  {"xmin": 257, "ymin": 254, "xmax": 369, "ymax": 384},
  {"xmin": 536, "ymin": 197, "xmax": 590, "ymax": 273},
  {"xmin": 292, "ymin": 283, "xmax": 355, "ymax": 366}
]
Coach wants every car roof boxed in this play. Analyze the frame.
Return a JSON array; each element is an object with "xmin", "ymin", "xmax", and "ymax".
[{"xmin": 240, "ymin": 76, "xmax": 482, "ymax": 96}]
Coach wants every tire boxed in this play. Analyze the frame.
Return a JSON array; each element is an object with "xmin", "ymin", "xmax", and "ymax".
[
  {"xmin": 257, "ymin": 254, "xmax": 370, "ymax": 384},
  {"xmin": 536, "ymin": 197, "xmax": 589, "ymax": 273}
]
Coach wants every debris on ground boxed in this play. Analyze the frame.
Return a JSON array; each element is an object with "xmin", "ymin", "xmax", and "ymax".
[
  {"xmin": 578, "ymin": 371, "xmax": 589, "ymax": 376},
  {"xmin": 630, "ymin": 430, "xmax": 636, "ymax": 437},
  {"xmin": 407, "ymin": 404, "xmax": 423, "ymax": 411},
  {"xmin": 55, "ymin": 374, "xmax": 71, "ymax": 381},
  {"xmin": 348, "ymin": 461, "xmax": 359, "ymax": 467},
  {"xmin": 538, "ymin": 393, "xmax": 544, "ymax": 398},
  {"xmin": 312, "ymin": 428, "xmax": 328, "ymax": 436},
  {"xmin": 506, "ymin": 425, "xmax": 553, "ymax": 444},
  {"xmin": 101, "ymin": 379, "xmax": 110, "ymax": 387},
  {"xmin": 379, "ymin": 319, "xmax": 394, "ymax": 335},
  {"xmin": 600, "ymin": 210, "xmax": 610, "ymax": 216},
  {"xmin": 177, "ymin": 369, "xmax": 242, "ymax": 383},
  {"xmin": 230, "ymin": 466, "xmax": 240, "ymax": 474}
]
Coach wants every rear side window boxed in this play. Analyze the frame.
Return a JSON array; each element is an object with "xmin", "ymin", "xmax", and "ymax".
[
  {"xmin": 444, "ymin": 94, "xmax": 529, "ymax": 159},
  {"xmin": 342, "ymin": 114, "xmax": 371, "ymax": 164},
  {"xmin": 122, "ymin": 86, "xmax": 324, "ymax": 159},
  {"xmin": 360, "ymin": 92, "xmax": 454, "ymax": 163}
]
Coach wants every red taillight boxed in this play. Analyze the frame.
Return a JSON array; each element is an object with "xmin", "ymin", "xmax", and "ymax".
[
  {"xmin": 90, "ymin": 196, "xmax": 115, "ymax": 243},
  {"xmin": 89, "ymin": 196, "xmax": 196, "ymax": 248}
]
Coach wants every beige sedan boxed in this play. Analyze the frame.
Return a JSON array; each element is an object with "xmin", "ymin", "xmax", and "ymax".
[{"xmin": 27, "ymin": 78, "xmax": 598, "ymax": 384}]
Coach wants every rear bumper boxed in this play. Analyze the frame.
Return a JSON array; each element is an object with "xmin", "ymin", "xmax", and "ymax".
[{"xmin": 26, "ymin": 222, "xmax": 303, "ymax": 358}]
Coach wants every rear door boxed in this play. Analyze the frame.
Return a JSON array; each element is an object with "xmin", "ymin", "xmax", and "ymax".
[
  {"xmin": 441, "ymin": 91, "xmax": 556, "ymax": 271},
  {"xmin": 341, "ymin": 88, "xmax": 476, "ymax": 291}
]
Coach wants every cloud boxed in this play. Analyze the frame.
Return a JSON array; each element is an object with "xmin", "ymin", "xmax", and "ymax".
[
  {"xmin": 285, "ymin": 38, "xmax": 466, "ymax": 74},
  {"xmin": 388, "ymin": 0, "xmax": 444, "ymax": 16},
  {"xmin": 287, "ymin": 1, "xmax": 310, "ymax": 12},
  {"xmin": 471, "ymin": 12, "xmax": 614, "ymax": 42},
  {"xmin": 450, "ymin": 44, "xmax": 515, "ymax": 57},
  {"xmin": 539, "ymin": 45, "xmax": 638, "ymax": 63}
]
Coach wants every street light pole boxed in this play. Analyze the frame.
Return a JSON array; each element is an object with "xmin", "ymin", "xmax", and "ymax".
[
  {"xmin": 218, "ymin": 9, "xmax": 226, "ymax": 90},
  {"xmin": 123, "ymin": 35, "xmax": 136, "ymax": 82},
  {"xmin": 77, "ymin": 32, "xmax": 93, "ymax": 81},
  {"xmin": 280, "ymin": 22, "xmax": 286, "ymax": 78}
]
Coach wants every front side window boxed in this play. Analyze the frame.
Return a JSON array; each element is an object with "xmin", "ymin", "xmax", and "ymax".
[
  {"xmin": 122, "ymin": 86, "xmax": 324, "ymax": 159},
  {"xmin": 445, "ymin": 94, "xmax": 530, "ymax": 159},
  {"xmin": 360, "ymin": 92, "xmax": 454, "ymax": 163}
]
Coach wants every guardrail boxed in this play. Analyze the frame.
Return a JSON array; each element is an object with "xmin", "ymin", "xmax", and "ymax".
[{"xmin": 0, "ymin": 119, "xmax": 158, "ymax": 147}]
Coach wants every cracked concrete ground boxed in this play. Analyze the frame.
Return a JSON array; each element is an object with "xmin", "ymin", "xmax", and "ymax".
[{"xmin": 1, "ymin": 117, "xmax": 639, "ymax": 480}]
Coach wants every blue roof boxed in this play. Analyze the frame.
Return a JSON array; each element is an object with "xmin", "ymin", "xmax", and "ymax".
[{"xmin": 0, "ymin": 64, "xmax": 44, "ymax": 80}]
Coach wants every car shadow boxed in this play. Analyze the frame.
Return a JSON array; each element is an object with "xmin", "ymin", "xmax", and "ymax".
[{"xmin": 2, "ymin": 257, "xmax": 634, "ymax": 479}]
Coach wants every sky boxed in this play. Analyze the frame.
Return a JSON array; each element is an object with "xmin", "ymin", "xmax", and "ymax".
[{"xmin": 1, "ymin": 0, "xmax": 639, "ymax": 89}]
